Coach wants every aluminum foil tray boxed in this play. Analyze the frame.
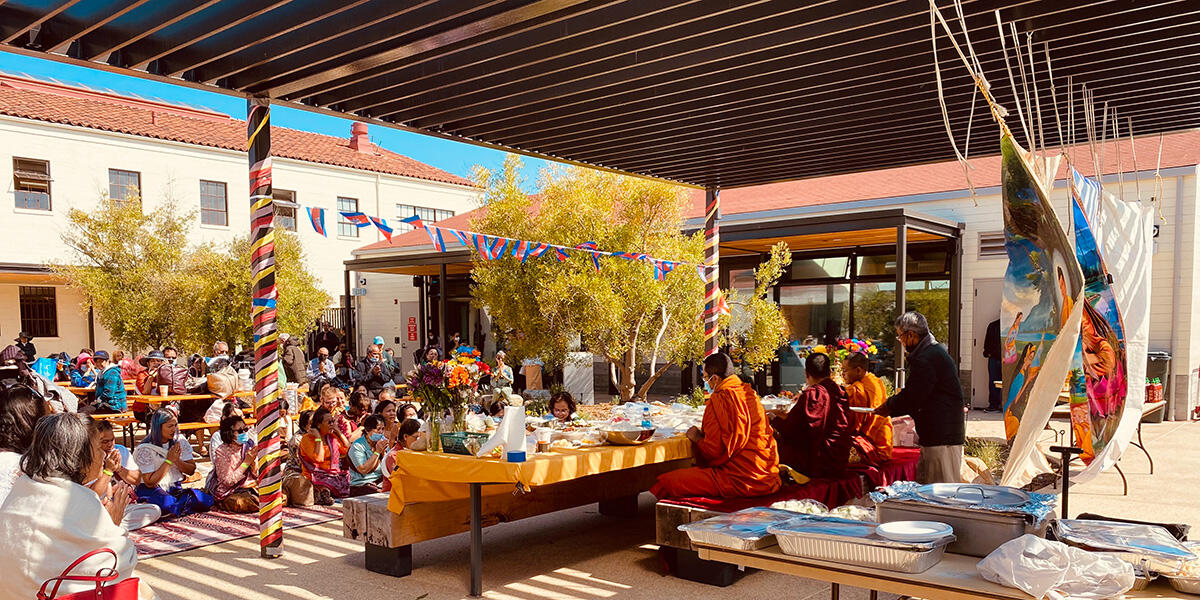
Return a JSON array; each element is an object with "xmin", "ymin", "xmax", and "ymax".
[
  {"xmin": 678, "ymin": 507, "xmax": 796, "ymax": 551},
  {"xmin": 768, "ymin": 518, "xmax": 952, "ymax": 574}
]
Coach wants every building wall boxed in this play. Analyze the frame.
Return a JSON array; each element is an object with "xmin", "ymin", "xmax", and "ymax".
[
  {"xmin": 0, "ymin": 283, "xmax": 115, "ymax": 357},
  {"xmin": 0, "ymin": 115, "xmax": 479, "ymax": 355}
]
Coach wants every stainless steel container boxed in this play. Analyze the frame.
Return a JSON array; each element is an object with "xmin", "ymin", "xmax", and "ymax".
[
  {"xmin": 876, "ymin": 499, "xmax": 1035, "ymax": 557},
  {"xmin": 769, "ymin": 525, "xmax": 952, "ymax": 573}
]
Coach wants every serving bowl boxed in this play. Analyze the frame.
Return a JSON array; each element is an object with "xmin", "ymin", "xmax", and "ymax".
[{"xmin": 599, "ymin": 427, "xmax": 656, "ymax": 445}]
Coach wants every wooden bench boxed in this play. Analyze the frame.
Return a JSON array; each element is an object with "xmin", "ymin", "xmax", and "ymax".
[
  {"xmin": 91, "ymin": 411, "xmax": 138, "ymax": 447},
  {"xmin": 342, "ymin": 458, "xmax": 689, "ymax": 579},
  {"xmin": 178, "ymin": 417, "xmax": 258, "ymax": 457}
]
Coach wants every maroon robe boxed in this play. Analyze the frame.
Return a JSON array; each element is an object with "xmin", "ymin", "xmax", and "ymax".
[{"xmin": 772, "ymin": 378, "xmax": 853, "ymax": 479}]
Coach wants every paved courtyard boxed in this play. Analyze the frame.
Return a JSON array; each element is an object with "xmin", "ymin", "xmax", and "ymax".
[{"xmin": 137, "ymin": 418, "xmax": 1199, "ymax": 600}]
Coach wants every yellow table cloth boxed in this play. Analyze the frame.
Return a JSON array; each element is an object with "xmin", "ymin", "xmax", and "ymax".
[{"xmin": 387, "ymin": 436, "xmax": 693, "ymax": 513}]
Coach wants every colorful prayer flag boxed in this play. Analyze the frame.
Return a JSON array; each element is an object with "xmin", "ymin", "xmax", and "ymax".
[
  {"xmin": 425, "ymin": 225, "xmax": 446, "ymax": 252},
  {"xmin": 369, "ymin": 216, "xmax": 394, "ymax": 240},
  {"xmin": 450, "ymin": 229, "xmax": 470, "ymax": 247},
  {"xmin": 400, "ymin": 214, "xmax": 424, "ymax": 229},
  {"xmin": 554, "ymin": 247, "xmax": 570, "ymax": 261},
  {"xmin": 308, "ymin": 207, "xmax": 326, "ymax": 237},
  {"xmin": 339, "ymin": 211, "xmax": 371, "ymax": 227}
]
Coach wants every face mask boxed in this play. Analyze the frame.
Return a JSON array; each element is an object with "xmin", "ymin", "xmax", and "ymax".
[
  {"xmin": 236, "ymin": 432, "xmax": 250, "ymax": 444},
  {"xmin": 702, "ymin": 376, "xmax": 713, "ymax": 394},
  {"xmin": 369, "ymin": 433, "xmax": 385, "ymax": 442}
]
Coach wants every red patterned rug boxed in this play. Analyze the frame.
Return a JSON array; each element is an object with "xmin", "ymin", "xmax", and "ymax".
[{"xmin": 131, "ymin": 504, "xmax": 343, "ymax": 559}]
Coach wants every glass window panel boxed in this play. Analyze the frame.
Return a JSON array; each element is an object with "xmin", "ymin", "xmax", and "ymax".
[
  {"xmin": 13, "ymin": 157, "xmax": 51, "ymax": 211},
  {"xmin": 108, "ymin": 169, "xmax": 140, "ymax": 203},
  {"xmin": 853, "ymin": 280, "xmax": 950, "ymax": 379},
  {"xmin": 338, "ymin": 196, "xmax": 359, "ymax": 237},
  {"xmin": 856, "ymin": 248, "xmax": 949, "ymax": 277},
  {"xmin": 790, "ymin": 257, "xmax": 849, "ymax": 280},
  {"xmin": 273, "ymin": 190, "xmax": 297, "ymax": 231},
  {"xmin": 395, "ymin": 204, "xmax": 455, "ymax": 232},
  {"xmin": 19, "ymin": 286, "xmax": 57, "ymax": 338},
  {"xmin": 199, "ymin": 180, "xmax": 227, "ymax": 226},
  {"xmin": 778, "ymin": 284, "xmax": 850, "ymax": 392}
]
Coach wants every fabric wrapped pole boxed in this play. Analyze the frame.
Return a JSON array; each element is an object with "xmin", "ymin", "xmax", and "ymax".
[
  {"xmin": 703, "ymin": 187, "xmax": 720, "ymax": 356},
  {"xmin": 248, "ymin": 97, "xmax": 284, "ymax": 558}
]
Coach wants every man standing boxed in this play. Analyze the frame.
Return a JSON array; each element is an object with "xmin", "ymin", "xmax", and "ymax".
[
  {"xmin": 280, "ymin": 333, "xmax": 307, "ymax": 386},
  {"xmin": 875, "ymin": 311, "xmax": 965, "ymax": 484},
  {"xmin": 352, "ymin": 344, "xmax": 395, "ymax": 398},
  {"xmin": 983, "ymin": 318, "xmax": 1003, "ymax": 412},
  {"xmin": 769, "ymin": 352, "xmax": 853, "ymax": 479},
  {"xmin": 651, "ymin": 352, "xmax": 780, "ymax": 499},
  {"xmin": 315, "ymin": 323, "xmax": 340, "ymax": 363},
  {"xmin": 14, "ymin": 332, "xmax": 35, "ymax": 363},
  {"xmin": 87, "ymin": 351, "xmax": 127, "ymax": 415}
]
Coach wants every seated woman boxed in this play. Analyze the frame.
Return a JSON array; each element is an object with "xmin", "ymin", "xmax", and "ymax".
[
  {"xmin": 346, "ymin": 391, "xmax": 371, "ymax": 426},
  {"xmin": 381, "ymin": 418, "xmax": 424, "ymax": 492},
  {"xmin": 651, "ymin": 353, "xmax": 781, "ymax": 500},
  {"xmin": 318, "ymin": 385, "xmax": 359, "ymax": 441},
  {"xmin": 69, "ymin": 353, "xmax": 97, "ymax": 387},
  {"xmin": 299, "ymin": 407, "xmax": 350, "ymax": 505},
  {"xmin": 347, "ymin": 414, "xmax": 390, "ymax": 496},
  {"xmin": 89, "ymin": 419, "xmax": 161, "ymax": 530},
  {"xmin": 207, "ymin": 414, "xmax": 260, "ymax": 512},
  {"xmin": 549, "ymin": 391, "xmax": 577, "ymax": 424},
  {"xmin": 374, "ymin": 399, "xmax": 399, "ymax": 440},
  {"xmin": 283, "ymin": 411, "xmax": 315, "ymax": 507},
  {"xmin": 0, "ymin": 413, "xmax": 150, "ymax": 599},
  {"xmin": 0, "ymin": 381, "xmax": 49, "ymax": 506},
  {"xmin": 132, "ymin": 409, "xmax": 214, "ymax": 517}
]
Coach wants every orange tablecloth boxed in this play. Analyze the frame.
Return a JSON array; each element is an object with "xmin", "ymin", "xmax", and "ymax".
[{"xmin": 387, "ymin": 436, "xmax": 693, "ymax": 513}]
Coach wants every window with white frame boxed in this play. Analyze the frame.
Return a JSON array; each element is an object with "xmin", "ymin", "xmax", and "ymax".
[
  {"xmin": 338, "ymin": 196, "xmax": 359, "ymax": 237},
  {"xmin": 200, "ymin": 180, "xmax": 228, "ymax": 226},
  {"xmin": 273, "ymin": 189, "xmax": 297, "ymax": 231},
  {"xmin": 395, "ymin": 204, "xmax": 454, "ymax": 232},
  {"xmin": 13, "ymin": 157, "xmax": 51, "ymax": 210}
]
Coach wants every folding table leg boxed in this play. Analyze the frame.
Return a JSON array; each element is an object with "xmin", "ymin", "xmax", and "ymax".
[
  {"xmin": 829, "ymin": 583, "xmax": 839, "ymax": 600},
  {"xmin": 470, "ymin": 482, "xmax": 483, "ymax": 597}
]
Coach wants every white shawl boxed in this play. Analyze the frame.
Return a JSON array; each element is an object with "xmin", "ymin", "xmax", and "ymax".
[{"xmin": 0, "ymin": 475, "xmax": 137, "ymax": 598}]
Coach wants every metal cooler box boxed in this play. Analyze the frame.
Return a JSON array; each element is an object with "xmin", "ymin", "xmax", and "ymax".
[{"xmin": 875, "ymin": 484, "xmax": 1048, "ymax": 558}]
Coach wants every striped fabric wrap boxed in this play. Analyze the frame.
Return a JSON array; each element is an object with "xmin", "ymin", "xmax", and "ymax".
[
  {"xmin": 248, "ymin": 98, "xmax": 284, "ymax": 558},
  {"xmin": 703, "ymin": 188, "xmax": 721, "ymax": 356}
]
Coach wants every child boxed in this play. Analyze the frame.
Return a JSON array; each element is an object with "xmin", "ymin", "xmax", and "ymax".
[{"xmin": 549, "ymin": 391, "xmax": 576, "ymax": 424}]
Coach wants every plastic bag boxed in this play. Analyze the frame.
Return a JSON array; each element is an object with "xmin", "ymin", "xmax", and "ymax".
[{"xmin": 978, "ymin": 535, "xmax": 1135, "ymax": 600}]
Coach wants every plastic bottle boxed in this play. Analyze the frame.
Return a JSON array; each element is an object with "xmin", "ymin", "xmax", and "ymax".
[{"xmin": 641, "ymin": 406, "xmax": 652, "ymax": 429}]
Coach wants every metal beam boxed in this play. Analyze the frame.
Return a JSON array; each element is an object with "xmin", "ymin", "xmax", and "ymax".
[
  {"xmin": 82, "ymin": 1, "xmax": 222, "ymax": 63},
  {"xmin": 40, "ymin": 0, "xmax": 155, "ymax": 54},
  {"xmin": 895, "ymin": 225, "xmax": 908, "ymax": 387},
  {"xmin": 126, "ymin": 0, "xmax": 302, "ymax": 72},
  {"xmin": 1, "ymin": 0, "xmax": 83, "ymax": 45}
]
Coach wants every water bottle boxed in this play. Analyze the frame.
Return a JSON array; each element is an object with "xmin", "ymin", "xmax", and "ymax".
[{"xmin": 641, "ymin": 406, "xmax": 652, "ymax": 429}]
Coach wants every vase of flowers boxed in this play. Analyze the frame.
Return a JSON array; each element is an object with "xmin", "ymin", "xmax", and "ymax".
[
  {"xmin": 407, "ymin": 361, "xmax": 452, "ymax": 452},
  {"xmin": 445, "ymin": 346, "xmax": 491, "ymax": 428}
]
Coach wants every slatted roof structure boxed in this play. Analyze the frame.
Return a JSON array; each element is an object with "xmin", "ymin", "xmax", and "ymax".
[{"xmin": 2, "ymin": 0, "xmax": 1196, "ymax": 189}]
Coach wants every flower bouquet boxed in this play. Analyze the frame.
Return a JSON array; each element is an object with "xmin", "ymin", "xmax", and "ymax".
[{"xmin": 407, "ymin": 361, "xmax": 453, "ymax": 451}]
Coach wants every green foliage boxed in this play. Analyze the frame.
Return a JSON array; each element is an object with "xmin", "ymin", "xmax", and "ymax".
[
  {"xmin": 853, "ymin": 284, "xmax": 951, "ymax": 354},
  {"xmin": 54, "ymin": 192, "xmax": 329, "ymax": 353},
  {"xmin": 470, "ymin": 156, "xmax": 704, "ymax": 402},
  {"xmin": 722, "ymin": 243, "xmax": 792, "ymax": 372},
  {"xmin": 673, "ymin": 387, "xmax": 708, "ymax": 409},
  {"xmin": 965, "ymin": 437, "xmax": 1006, "ymax": 474}
]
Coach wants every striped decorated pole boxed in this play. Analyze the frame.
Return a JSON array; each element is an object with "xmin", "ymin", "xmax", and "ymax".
[
  {"xmin": 703, "ymin": 186, "xmax": 721, "ymax": 356},
  {"xmin": 247, "ymin": 97, "xmax": 284, "ymax": 559}
]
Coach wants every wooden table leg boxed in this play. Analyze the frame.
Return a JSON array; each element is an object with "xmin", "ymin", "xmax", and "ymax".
[
  {"xmin": 830, "ymin": 582, "xmax": 839, "ymax": 600},
  {"xmin": 470, "ymin": 482, "xmax": 483, "ymax": 597},
  {"xmin": 598, "ymin": 493, "xmax": 639, "ymax": 517}
]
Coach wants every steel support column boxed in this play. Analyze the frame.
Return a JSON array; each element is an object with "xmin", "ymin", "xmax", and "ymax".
[
  {"xmin": 894, "ymin": 225, "xmax": 908, "ymax": 388},
  {"xmin": 439, "ymin": 264, "xmax": 448, "ymax": 355},
  {"xmin": 703, "ymin": 186, "xmax": 721, "ymax": 356},
  {"xmin": 343, "ymin": 269, "xmax": 354, "ymax": 355},
  {"xmin": 948, "ymin": 230, "xmax": 964, "ymax": 367},
  {"xmin": 247, "ymin": 97, "xmax": 284, "ymax": 559}
]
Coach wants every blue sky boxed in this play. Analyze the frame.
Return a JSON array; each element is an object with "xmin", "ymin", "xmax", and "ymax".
[{"xmin": 0, "ymin": 52, "xmax": 552, "ymax": 188}]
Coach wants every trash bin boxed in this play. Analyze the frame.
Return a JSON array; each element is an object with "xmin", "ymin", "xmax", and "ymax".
[{"xmin": 1145, "ymin": 352, "xmax": 1172, "ymax": 422}]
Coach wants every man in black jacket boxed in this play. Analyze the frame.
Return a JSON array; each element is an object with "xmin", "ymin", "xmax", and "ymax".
[
  {"xmin": 983, "ymin": 318, "xmax": 1003, "ymax": 412},
  {"xmin": 352, "ymin": 344, "xmax": 395, "ymax": 398},
  {"xmin": 875, "ymin": 311, "xmax": 965, "ymax": 484}
]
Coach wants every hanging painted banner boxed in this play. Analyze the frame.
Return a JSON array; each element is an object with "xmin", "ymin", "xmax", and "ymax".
[
  {"xmin": 999, "ymin": 131, "xmax": 1085, "ymax": 487},
  {"xmin": 1068, "ymin": 170, "xmax": 1128, "ymax": 465},
  {"xmin": 1071, "ymin": 169, "xmax": 1153, "ymax": 485}
]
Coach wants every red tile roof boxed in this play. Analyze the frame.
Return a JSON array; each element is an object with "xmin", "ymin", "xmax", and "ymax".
[
  {"xmin": 0, "ymin": 73, "xmax": 474, "ymax": 187},
  {"xmin": 684, "ymin": 129, "xmax": 1200, "ymax": 218}
]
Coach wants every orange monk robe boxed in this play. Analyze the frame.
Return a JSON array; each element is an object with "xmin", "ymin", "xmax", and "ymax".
[
  {"xmin": 844, "ymin": 372, "xmax": 893, "ymax": 460},
  {"xmin": 651, "ymin": 375, "xmax": 781, "ymax": 499}
]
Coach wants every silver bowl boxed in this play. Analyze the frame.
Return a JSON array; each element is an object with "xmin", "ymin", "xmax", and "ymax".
[{"xmin": 599, "ymin": 427, "xmax": 655, "ymax": 445}]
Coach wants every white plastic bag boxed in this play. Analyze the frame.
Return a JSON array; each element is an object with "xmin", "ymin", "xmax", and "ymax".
[{"xmin": 978, "ymin": 535, "xmax": 1135, "ymax": 600}]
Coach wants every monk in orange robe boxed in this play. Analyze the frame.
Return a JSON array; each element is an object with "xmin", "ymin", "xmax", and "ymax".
[
  {"xmin": 651, "ymin": 353, "xmax": 781, "ymax": 499},
  {"xmin": 842, "ymin": 352, "xmax": 893, "ymax": 460}
]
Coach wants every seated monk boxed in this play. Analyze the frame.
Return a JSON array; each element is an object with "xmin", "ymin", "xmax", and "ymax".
[
  {"xmin": 651, "ymin": 352, "xmax": 780, "ymax": 499},
  {"xmin": 842, "ymin": 352, "xmax": 893, "ymax": 461},
  {"xmin": 769, "ymin": 352, "xmax": 852, "ymax": 479}
]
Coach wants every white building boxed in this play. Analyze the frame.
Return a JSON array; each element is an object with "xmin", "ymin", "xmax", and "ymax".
[{"xmin": 0, "ymin": 73, "xmax": 478, "ymax": 357}]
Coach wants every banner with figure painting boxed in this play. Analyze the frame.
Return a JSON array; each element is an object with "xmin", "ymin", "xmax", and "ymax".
[
  {"xmin": 1068, "ymin": 174, "xmax": 1128, "ymax": 464},
  {"xmin": 1070, "ymin": 167, "xmax": 1153, "ymax": 485},
  {"xmin": 999, "ymin": 132, "xmax": 1085, "ymax": 487}
]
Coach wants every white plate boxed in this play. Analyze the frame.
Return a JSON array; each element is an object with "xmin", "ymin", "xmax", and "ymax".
[
  {"xmin": 876, "ymin": 521, "xmax": 954, "ymax": 543},
  {"xmin": 848, "ymin": 406, "xmax": 876, "ymax": 414}
]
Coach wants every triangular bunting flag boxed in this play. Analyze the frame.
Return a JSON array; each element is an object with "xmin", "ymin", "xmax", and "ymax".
[
  {"xmin": 400, "ymin": 214, "xmax": 424, "ymax": 229},
  {"xmin": 369, "ymin": 216, "xmax": 393, "ymax": 241},
  {"xmin": 425, "ymin": 225, "xmax": 446, "ymax": 252},
  {"xmin": 308, "ymin": 207, "xmax": 326, "ymax": 237}
]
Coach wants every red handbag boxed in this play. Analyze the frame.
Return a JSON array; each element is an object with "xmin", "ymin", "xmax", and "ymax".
[{"xmin": 36, "ymin": 548, "xmax": 139, "ymax": 600}]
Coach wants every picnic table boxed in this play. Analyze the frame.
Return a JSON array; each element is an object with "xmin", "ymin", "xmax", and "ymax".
[
  {"xmin": 1048, "ymin": 400, "xmax": 1167, "ymax": 495},
  {"xmin": 125, "ymin": 390, "xmax": 255, "ymax": 405},
  {"xmin": 343, "ymin": 436, "xmax": 694, "ymax": 596},
  {"xmin": 695, "ymin": 542, "xmax": 1183, "ymax": 600}
]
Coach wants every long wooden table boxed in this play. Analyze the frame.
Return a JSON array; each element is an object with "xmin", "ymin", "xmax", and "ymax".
[
  {"xmin": 343, "ymin": 436, "xmax": 694, "ymax": 596},
  {"xmin": 126, "ymin": 390, "xmax": 254, "ymax": 405},
  {"xmin": 696, "ymin": 543, "xmax": 1184, "ymax": 600}
]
